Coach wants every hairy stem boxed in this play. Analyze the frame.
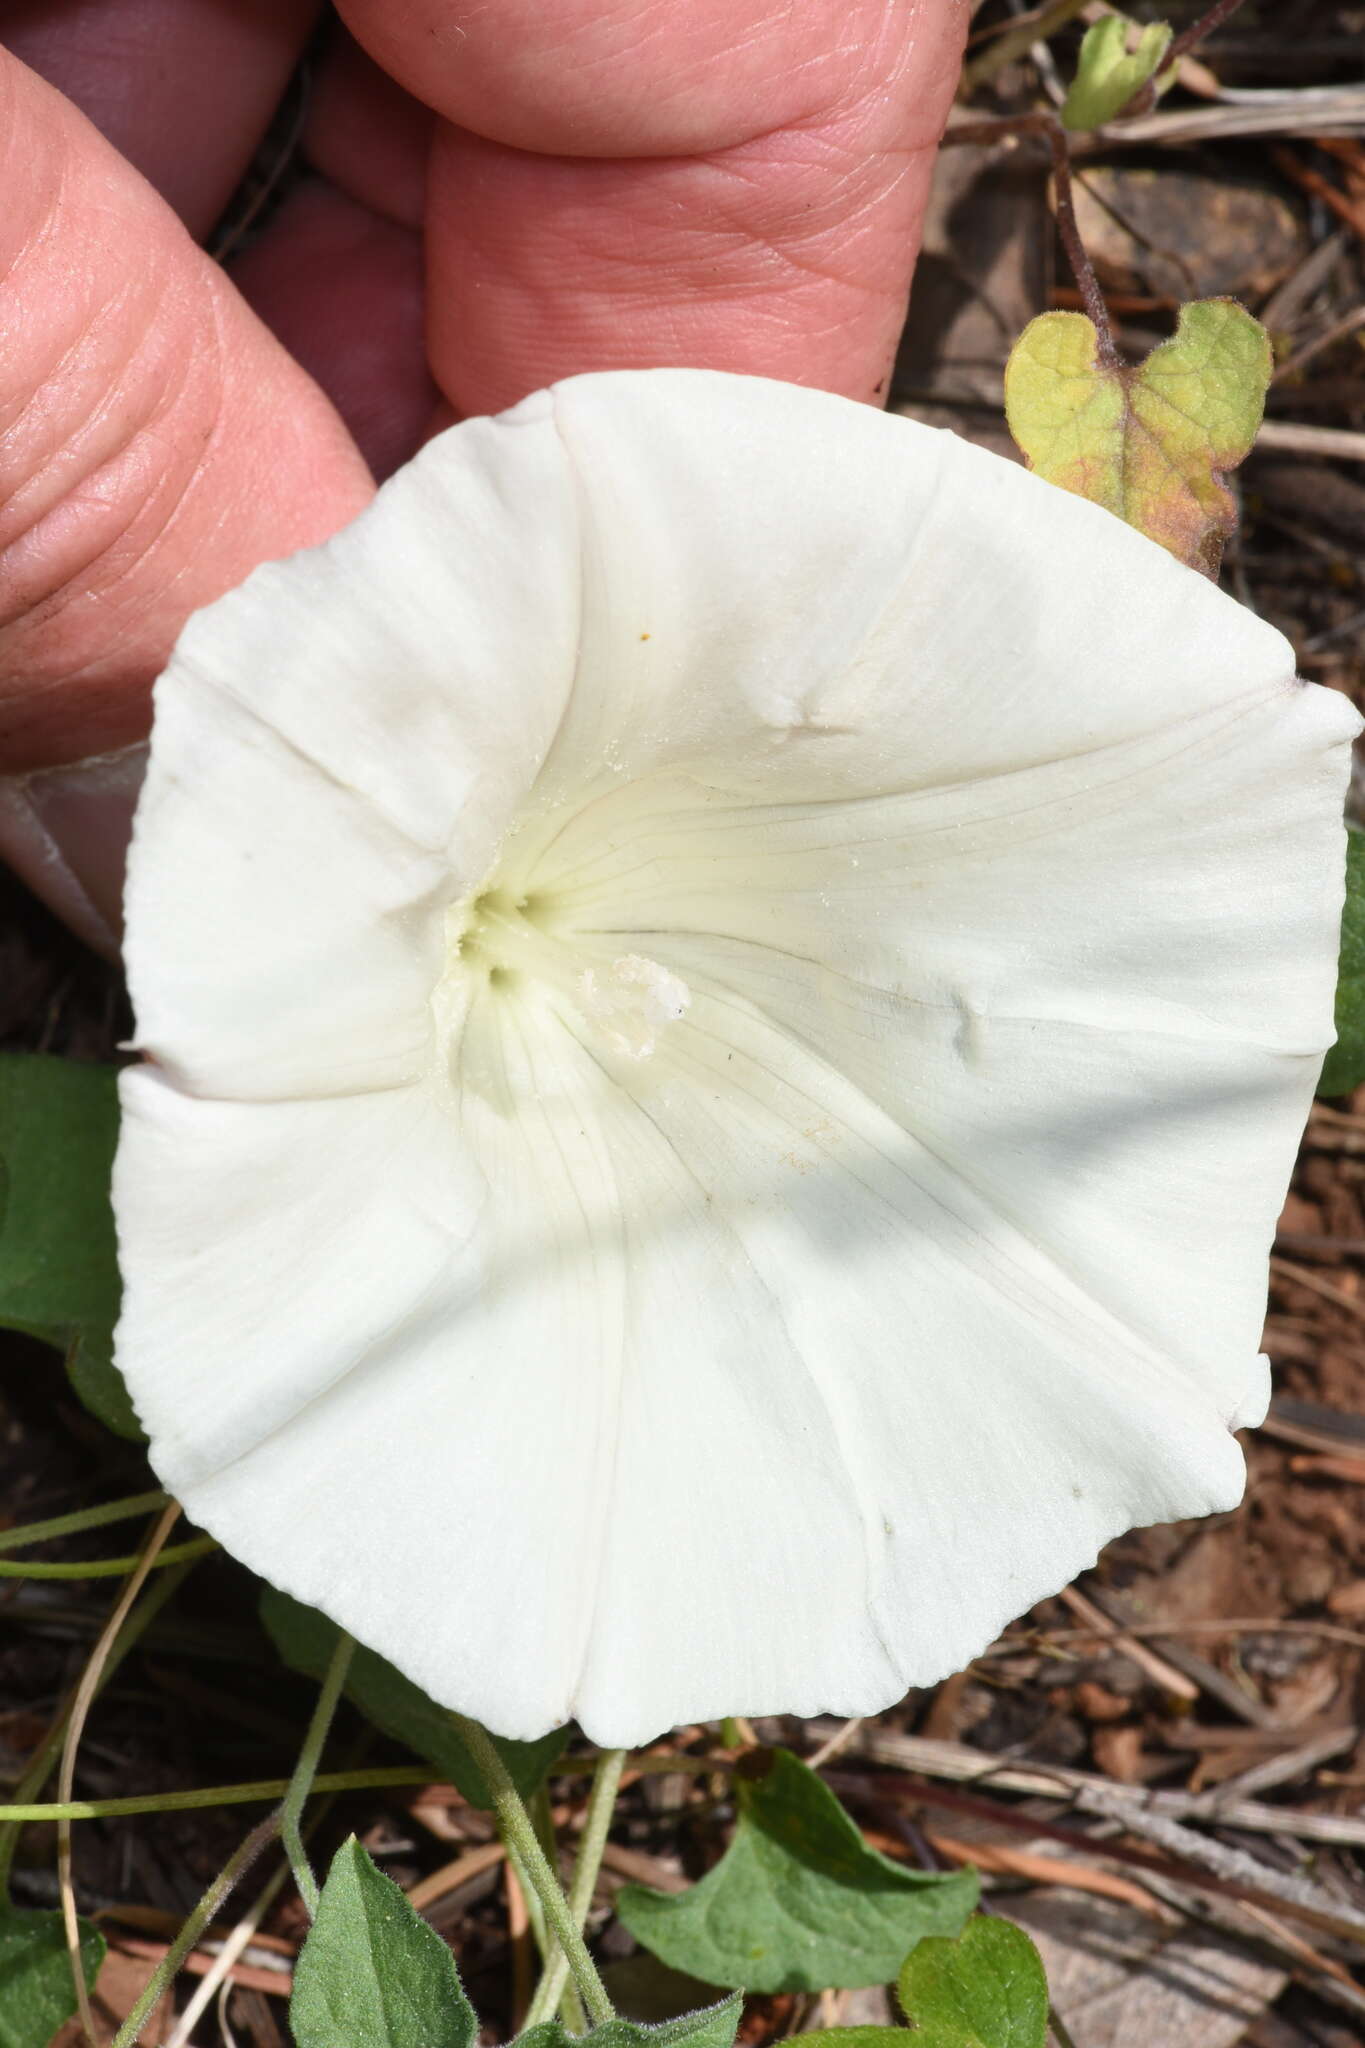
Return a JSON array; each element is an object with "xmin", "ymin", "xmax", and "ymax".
[
  {"xmin": 942, "ymin": 113, "xmax": 1119, "ymax": 366},
  {"xmin": 0, "ymin": 1490, "xmax": 170, "ymax": 1553},
  {"xmin": 0, "ymin": 1536, "xmax": 217, "ymax": 1580},
  {"xmin": 59, "ymin": 1503, "xmax": 183, "ymax": 2047},
  {"xmin": 524, "ymin": 1748, "xmax": 627, "ymax": 2029},
  {"xmin": 281, "ymin": 1632, "xmax": 354, "ymax": 1918},
  {"xmin": 0, "ymin": 1751, "xmax": 734, "ymax": 1826},
  {"xmin": 451, "ymin": 1715, "xmax": 615, "ymax": 2027},
  {"xmin": 110, "ymin": 1813, "xmax": 282, "ymax": 2048}
]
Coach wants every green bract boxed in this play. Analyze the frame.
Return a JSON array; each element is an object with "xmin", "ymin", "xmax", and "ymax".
[{"xmin": 1060, "ymin": 13, "xmax": 1174, "ymax": 130}]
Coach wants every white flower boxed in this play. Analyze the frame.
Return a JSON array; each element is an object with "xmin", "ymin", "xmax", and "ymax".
[{"xmin": 114, "ymin": 370, "xmax": 1355, "ymax": 1746}]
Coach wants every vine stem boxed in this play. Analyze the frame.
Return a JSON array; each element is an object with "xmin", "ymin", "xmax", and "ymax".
[
  {"xmin": 524, "ymin": 1748, "xmax": 628, "ymax": 2030},
  {"xmin": 0, "ymin": 1536, "xmax": 216, "ymax": 1580},
  {"xmin": 941, "ymin": 113, "xmax": 1119, "ymax": 367},
  {"xmin": 58, "ymin": 1500, "xmax": 183, "ymax": 2048},
  {"xmin": 281, "ymin": 1632, "xmax": 355, "ymax": 1918},
  {"xmin": 451, "ymin": 1715, "xmax": 616, "ymax": 2028},
  {"xmin": 0, "ymin": 1751, "xmax": 734, "ymax": 1825},
  {"xmin": 109, "ymin": 1812, "xmax": 282, "ymax": 2048},
  {"xmin": 0, "ymin": 1490, "xmax": 170, "ymax": 1554}
]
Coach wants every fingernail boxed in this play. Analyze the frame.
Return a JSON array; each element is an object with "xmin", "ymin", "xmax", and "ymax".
[{"xmin": 0, "ymin": 744, "xmax": 147, "ymax": 959}]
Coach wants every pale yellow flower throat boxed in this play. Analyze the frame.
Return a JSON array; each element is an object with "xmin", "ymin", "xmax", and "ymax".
[{"xmin": 455, "ymin": 888, "xmax": 691, "ymax": 1062}]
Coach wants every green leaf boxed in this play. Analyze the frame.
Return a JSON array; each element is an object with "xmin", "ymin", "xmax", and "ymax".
[
  {"xmin": 1004, "ymin": 299, "xmax": 1272, "ymax": 575},
  {"xmin": 1319, "ymin": 828, "xmax": 1365, "ymax": 1097},
  {"xmin": 0, "ymin": 1053, "xmax": 141, "ymax": 1438},
  {"xmin": 1060, "ymin": 14, "xmax": 1174, "ymax": 131},
  {"xmin": 0, "ymin": 1902, "xmax": 104, "ymax": 2048},
  {"xmin": 260, "ymin": 1588, "xmax": 565, "ymax": 1807},
  {"xmin": 291, "ymin": 1837, "xmax": 476, "ymax": 2048},
  {"xmin": 617, "ymin": 1749, "xmax": 977, "ymax": 1992},
  {"xmin": 896, "ymin": 1917, "xmax": 1049, "ymax": 2048},
  {"xmin": 516, "ymin": 1993, "xmax": 743, "ymax": 2048}
]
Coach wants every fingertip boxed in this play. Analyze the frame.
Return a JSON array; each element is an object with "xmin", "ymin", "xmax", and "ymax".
[{"xmin": 337, "ymin": 0, "xmax": 966, "ymax": 157}]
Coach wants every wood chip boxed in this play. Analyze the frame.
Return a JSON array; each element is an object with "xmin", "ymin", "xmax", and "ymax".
[
  {"xmin": 810, "ymin": 1722, "xmax": 1365, "ymax": 1847},
  {"xmin": 1057, "ymin": 1584, "xmax": 1198, "ymax": 1703}
]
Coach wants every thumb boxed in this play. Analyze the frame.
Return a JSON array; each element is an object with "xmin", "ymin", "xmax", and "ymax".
[{"xmin": 0, "ymin": 53, "xmax": 373, "ymax": 951}]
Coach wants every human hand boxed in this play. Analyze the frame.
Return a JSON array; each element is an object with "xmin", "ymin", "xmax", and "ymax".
[{"xmin": 0, "ymin": 0, "xmax": 967, "ymax": 953}]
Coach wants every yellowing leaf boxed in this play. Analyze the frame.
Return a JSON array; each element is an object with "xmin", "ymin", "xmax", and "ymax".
[
  {"xmin": 1003, "ymin": 299, "xmax": 1272, "ymax": 576},
  {"xmin": 1061, "ymin": 15, "xmax": 1174, "ymax": 131}
]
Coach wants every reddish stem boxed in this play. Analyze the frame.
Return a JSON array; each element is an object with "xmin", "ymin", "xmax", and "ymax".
[{"xmin": 942, "ymin": 114, "xmax": 1120, "ymax": 367}]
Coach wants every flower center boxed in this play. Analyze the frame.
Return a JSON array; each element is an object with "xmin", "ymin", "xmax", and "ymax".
[{"xmin": 454, "ymin": 890, "xmax": 691, "ymax": 1062}]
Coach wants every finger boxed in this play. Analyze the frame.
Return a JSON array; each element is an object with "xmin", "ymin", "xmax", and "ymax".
[
  {"xmin": 337, "ymin": 0, "xmax": 949, "ymax": 158},
  {"xmin": 229, "ymin": 180, "xmax": 437, "ymax": 482},
  {"xmin": 1, "ymin": 0, "xmax": 322, "ymax": 238},
  {"xmin": 337, "ymin": 0, "xmax": 967, "ymax": 414},
  {"xmin": 0, "ymin": 53, "xmax": 372, "ymax": 943},
  {"xmin": 225, "ymin": 27, "xmax": 437, "ymax": 480},
  {"xmin": 302, "ymin": 23, "xmax": 431, "ymax": 227}
]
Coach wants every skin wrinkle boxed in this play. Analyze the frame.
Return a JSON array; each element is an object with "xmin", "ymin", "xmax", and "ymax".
[
  {"xmin": 0, "ymin": 53, "xmax": 372, "ymax": 773},
  {"xmin": 340, "ymin": 0, "xmax": 951, "ymax": 155},
  {"xmin": 475, "ymin": 136, "xmax": 916, "ymax": 295},
  {"xmin": 0, "ymin": 70, "xmax": 66, "ymax": 293},
  {"xmin": 0, "ymin": 266, "xmax": 156, "ymax": 527},
  {"xmin": 6, "ymin": 289, "xmax": 222, "ymax": 634}
]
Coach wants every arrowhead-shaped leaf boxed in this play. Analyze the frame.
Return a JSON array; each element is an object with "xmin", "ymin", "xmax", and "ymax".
[
  {"xmin": 1319, "ymin": 828, "xmax": 1365, "ymax": 1097},
  {"xmin": 516, "ymin": 1993, "xmax": 743, "ymax": 2048},
  {"xmin": 290, "ymin": 1837, "xmax": 476, "ymax": 2048},
  {"xmin": 1061, "ymin": 14, "xmax": 1174, "ymax": 130},
  {"xmin": 1004, "ymin": 299, "xmax": 1272, "ymax": 575},
  {"xmin": 617, "ymin": 1749, "xmax": 977, "ymax": 1992},
  {"xmin": 0, "ymin": 1053, "xmax": 140, "ymax": 1437},
  {"xmin": 0, "ymin": 1903, "xmax": 104, "ymax": 2048},
  {"xmin": 260, "ymin": 1588, "xmax": 565, "ymax": 1807},
  {"xmin": 896, "ymin": 1917, "xmax": 1049, "ymax": 2048}
]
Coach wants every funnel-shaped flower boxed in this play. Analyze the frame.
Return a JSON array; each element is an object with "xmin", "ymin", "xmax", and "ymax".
[{"xmin": 115, "ymin": 371, "xmax": 1354, "ymax": 1746}]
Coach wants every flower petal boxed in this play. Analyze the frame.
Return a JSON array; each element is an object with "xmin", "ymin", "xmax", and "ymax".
[
  {"xmin": 546, "ymin": 679, "xmax": 1352, "ymax": 1404},
  {"xmin": 117, "ymin": 368, "xmax": 1357, "ymax": 1746},
  {"xmin": 123, "ymin": 395, "xmax": 582, "ymax": 1098},
  {"xmin": 121, "ymin": 979, "xmax": 1254, "ymax": 1746}
]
